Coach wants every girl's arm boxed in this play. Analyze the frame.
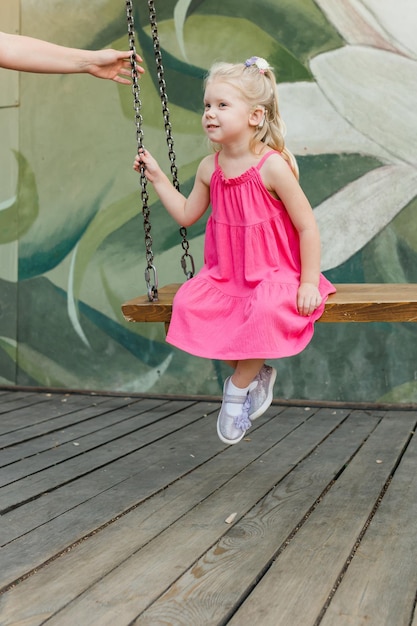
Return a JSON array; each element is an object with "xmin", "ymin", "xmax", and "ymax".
[
  {"xmin": 0, "ymin": 32, "xmax": 144, "ymax": 84},
  {"xmin": 134, "ymin": 150, "xmax": 211, "ymax": 227},
  {"xmin": 263, "ymin": 153, "xmax": 323, "ymax": 316}
]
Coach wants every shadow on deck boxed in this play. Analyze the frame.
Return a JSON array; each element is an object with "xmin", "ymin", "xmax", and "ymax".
[{"xmin": 0, "ymin": 389, "xmax": 416, "ymax": 625}]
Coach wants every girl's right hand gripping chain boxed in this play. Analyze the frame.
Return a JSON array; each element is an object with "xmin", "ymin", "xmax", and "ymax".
[{"xmin": 133, "ymin": 148, "xmax": 161, "ymax": 183}]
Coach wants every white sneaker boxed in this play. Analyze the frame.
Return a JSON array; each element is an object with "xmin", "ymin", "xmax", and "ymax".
[
  {"xmin": 217, "ymin": 377, "xmax": 252, "ymax": 445},
  {"xmin": 249, "ymin": 365, "xmax": 277, "ymax": 420}
]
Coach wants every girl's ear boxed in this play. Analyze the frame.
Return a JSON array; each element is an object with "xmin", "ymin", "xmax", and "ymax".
[{"xmin": 249, "ymin": 106, "xmax": 265, "ymax": 127}]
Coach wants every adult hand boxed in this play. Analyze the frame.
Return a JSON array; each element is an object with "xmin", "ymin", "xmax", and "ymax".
[{"xmin": 86, "ymin": 49, "xmax": 144, "ymax": 84}]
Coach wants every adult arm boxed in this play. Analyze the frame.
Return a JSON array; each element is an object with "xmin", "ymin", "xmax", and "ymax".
[{"xmin": 0, "ymin": 31, "xmax": 144, "ymax": 84}]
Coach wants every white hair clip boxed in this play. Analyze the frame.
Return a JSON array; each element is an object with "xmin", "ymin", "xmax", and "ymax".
[{"xmin": 244, "ymin": 56, "xmax": 270, "ymax": 74}]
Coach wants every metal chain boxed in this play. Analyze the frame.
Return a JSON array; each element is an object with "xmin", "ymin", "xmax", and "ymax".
[
  {"xmin": 147, "ymin": 0, "xmax": 195, "ymax": 279},
  {"xmin": 126, "ymin": 0, "xmax": 158, "ymax": 301}
]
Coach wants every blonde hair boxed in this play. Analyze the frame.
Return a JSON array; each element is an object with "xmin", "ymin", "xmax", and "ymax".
[{"xmin": 205, "ymin": 60, "xmax": 299, "ymax": 179}]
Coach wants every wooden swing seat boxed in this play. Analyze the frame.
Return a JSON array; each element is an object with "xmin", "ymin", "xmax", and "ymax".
[{"xmin": 121, "ymin": 283, "xmax": 417, "ymax": 332}]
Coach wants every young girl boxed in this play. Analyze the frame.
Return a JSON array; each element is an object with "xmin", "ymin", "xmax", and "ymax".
[{"xmin": 134, "ymin": 56, "xmax": 335, "ymax": 446}]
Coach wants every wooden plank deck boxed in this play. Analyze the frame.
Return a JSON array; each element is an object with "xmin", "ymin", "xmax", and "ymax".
[{"xmin": 0, "ymin": 390, "xmax": 416, "ymax": 625}]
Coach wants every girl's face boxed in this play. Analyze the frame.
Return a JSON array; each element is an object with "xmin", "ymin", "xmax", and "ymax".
[{"xmin": 202, "ymin": 80, "xmax": 256, "ymax": 145}]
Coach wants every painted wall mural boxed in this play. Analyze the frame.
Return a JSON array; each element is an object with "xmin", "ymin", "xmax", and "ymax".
[{"xmin": 0, "ymin": 0, "xmax": 416, "ymax": 402}]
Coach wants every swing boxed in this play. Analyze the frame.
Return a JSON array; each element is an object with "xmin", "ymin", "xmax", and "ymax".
[{"xmin": 121, "ymin": 1, "xmax": 417, "ymax": 330}]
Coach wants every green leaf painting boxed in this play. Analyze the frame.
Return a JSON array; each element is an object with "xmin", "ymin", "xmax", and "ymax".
[
  {"xmin": 0, "ymin": 152, "xmax": 38, "ymax": 244},
  {"xmin": 0, "ymin": 0, "xmax": 416, "ymax": 402}
]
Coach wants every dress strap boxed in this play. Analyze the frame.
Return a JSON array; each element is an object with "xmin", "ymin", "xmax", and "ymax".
[
  {"xmin": 214, "ymin": 151, "xmax": 220, "ymax": 168},
  {"xmin": 256, "ymin": 150, "xmax": 279, "ymax": 170}
]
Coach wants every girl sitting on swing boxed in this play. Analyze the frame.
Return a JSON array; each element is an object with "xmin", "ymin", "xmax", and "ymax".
[{"xmin": 134, "ymin": 56, "xmax": 335, "ymax": 445}]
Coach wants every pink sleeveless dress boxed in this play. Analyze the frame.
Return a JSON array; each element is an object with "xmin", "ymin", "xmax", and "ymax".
[{"xmin": 166, "ymin": 150, "xmax": 336, "ymax": 360}]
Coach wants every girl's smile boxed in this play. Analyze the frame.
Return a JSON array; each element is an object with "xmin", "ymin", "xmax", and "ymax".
[{"xmin": 202, "ymin": 81, "xmax": 254, "ymax": 142}]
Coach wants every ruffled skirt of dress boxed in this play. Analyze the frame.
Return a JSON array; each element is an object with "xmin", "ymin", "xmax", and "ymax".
[{"xmin": 166, "ymin": 274, "xmax": 336, "ymax": 360}]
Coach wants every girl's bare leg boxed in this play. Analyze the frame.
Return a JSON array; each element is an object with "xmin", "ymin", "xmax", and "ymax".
[{"xmin": 230, "ymin": 359, "xmax": 264, "ymax": 389}]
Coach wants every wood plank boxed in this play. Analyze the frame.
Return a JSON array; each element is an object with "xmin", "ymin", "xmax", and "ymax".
[
  {"xmin": 319, "ymin": 416, "xmax": 417, "ymax": 626},
  {"xmin": 320, "ymin": 283, "xmax": 417, "ymax": 322},
  {"xmin": 0, "ymin": 392, "xmax": 54, "ymax": 420},
  {"xmin": 0, "ymin": 400, "xmax": 221, "ymax": 585},
  {"xmin": 122, "ymin": 283, "xmax": 180, "ymax": 324},
  {"xmin": 227, "ymin": 412, "xmax": 414, "ymax": 626},
  {"xmin": 0, "ymin": 403, "xmax": 293, "ymax": 589},
  {"xmin": 1, "ymin": 393, "xmax": 415, "ymax": 626},
  {"xmin": 0, "ymin": 400, "xmax": 224, "ymax": 543},
  {"xmin": 0, "ymin": 392, "xmax": 104, "ymax": 433},
  {"xmin": 38, "ymin": 409, "xmax": 356, "ymax": 625},
  {"xmin": 0, "ymin": 405, "xmax": 302, "ymax": 622},
  {"xmin": 0, "ymin": 390, "xmax": 34, "ymax": 402},
  {"xmin": 0, "ymin": 399, "xmax": 196, "ymax": 514},
  {"xmin": 121, "ymin": 283, "xmax": 417, "ymax": 325},
  {"xmin": 0, "ymin": 396, "xmax": 158, "ymax": 465},
  {"xmin": 0, "ymin": 398, "xmax": 171, "ymax": 485},
  {"xmin": 0, "ymin": 394, "xmax": 417, "ymax": 626},
  {"xmin": 135, "ymin": 410, "xmax": 381, "ymax": 625}
]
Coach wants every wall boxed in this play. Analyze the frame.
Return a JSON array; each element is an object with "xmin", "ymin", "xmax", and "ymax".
[{"xmin": 1, "ymin": 0, "xmax": 417, "ymax": 403}]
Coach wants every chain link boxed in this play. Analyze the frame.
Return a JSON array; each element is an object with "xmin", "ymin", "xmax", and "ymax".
[
  {"xmin": 147, "ymin": 0, "xmax": 195, "ymax": 279},
  {"xmin": 126, "ymin": 0, "xmax": 158, "ymax": 301},
  {"xmin": 126, "ymin": 0, "xmax": 195, "ymax": 298}
]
